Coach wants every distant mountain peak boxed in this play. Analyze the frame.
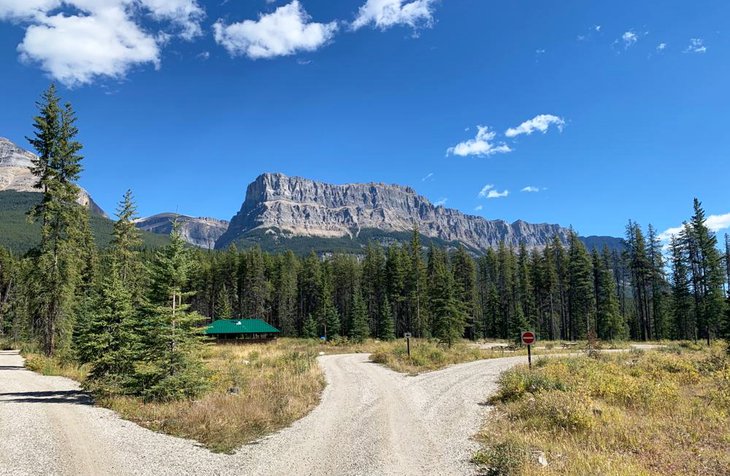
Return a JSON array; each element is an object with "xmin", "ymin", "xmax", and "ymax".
[
  {"xmin": 135, "ymin": 213, "xmax": 229, "ymax": 249},
  {"xmin": 0, "ymin": 136, "xmax": 107, "ymax": 217},
  {"xmin": 217, "ymin": 173, "xmax": 573, "ymax": 251}
]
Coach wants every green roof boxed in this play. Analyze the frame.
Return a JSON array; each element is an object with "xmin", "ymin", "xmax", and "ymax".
[{"xmin": 205, "ymin": 319, "xmax": 280, "ymax": 335}]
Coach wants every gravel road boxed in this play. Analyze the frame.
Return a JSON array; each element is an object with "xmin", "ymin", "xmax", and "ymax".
[{"xmin": 0, "ymin": 349, "xmax": 533, "ymax": 476}]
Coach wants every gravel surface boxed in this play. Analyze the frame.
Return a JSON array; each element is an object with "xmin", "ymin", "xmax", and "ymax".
[{"xmin": 0, "ymin": 349, "xmax": 533, "ymax": 476}]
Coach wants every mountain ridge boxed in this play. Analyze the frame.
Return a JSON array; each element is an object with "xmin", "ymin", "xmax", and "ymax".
[{"xmin": 216, "ymin": 172, "xmax": 599, "ymax": 252}]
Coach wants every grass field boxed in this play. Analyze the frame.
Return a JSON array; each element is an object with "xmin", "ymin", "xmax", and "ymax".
[{"xmin": 473, "ymin": 341, "xmax": 730, "ymax": 475}]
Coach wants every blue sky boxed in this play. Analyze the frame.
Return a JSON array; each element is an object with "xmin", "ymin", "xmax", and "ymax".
[{"xmin": 0, "ymin": 0, "xmax": 728, "ymax": 239}]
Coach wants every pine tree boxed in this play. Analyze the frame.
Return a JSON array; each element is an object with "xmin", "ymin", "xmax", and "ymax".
[
  {"xmin": 349, "ymin": 291, "xmax": 370, "ymax": 343},
  {"xmin": 134, "ymin": 225, "xmax": 208, "ymax": 401},
  {"xmin": 452, "ymin": 246, "xmax": 479, "ymax": 340},
  {"xmin": 77, "ymin": 258, "xmax": 138, "ymax": 395},
  {"xmin": 687, "ymin": 199, "xmax": 725, "ymax": 344},
  {"xmin": 669, "ymin": 235, "xmax": 695, "ymax": 339},
  {"xmin": 302, "ymin": 314, "xmax": 318, "ymax": 339},
  {"xmin": 647, "ymin": 225, "xmax": 670, "ymax": 339},
  {"xmin": 428, "ymin": 247, "xmax": 465, "ymax": 347},
  {"xmin": 26, "ymin": 85, "xmax": 90, "ymax": 356},
  {"xmin": 595, "ymin": 247, "xmax": 625, "ymax": 340},
  {"xmin": 318, "ymin": 267, "xmax": 340, "ymax": 339},
  {"xmin": 568, "ymin": 232, "xmax": 595, "ymax": 340},
  {"xmin": 407, "ymin": 226, "xmax": 428, "ymax": 336},
  {"xmin": 376, "ymin": 295, "xmax": 396, "ymax": 340}
]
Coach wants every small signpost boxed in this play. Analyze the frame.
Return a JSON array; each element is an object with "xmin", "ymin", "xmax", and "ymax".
[
  {"xmin": 521, "ymin": 331, "xmax": 536, "ymax": 369},
  {"xmin": 404, "ymin": 332, "xmax": 412, "ymax": 358}
]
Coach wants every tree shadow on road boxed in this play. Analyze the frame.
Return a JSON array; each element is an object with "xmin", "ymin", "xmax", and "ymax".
[{"xmin": 0, "ymin": 390, "xmax": 93, "ymax": 405}]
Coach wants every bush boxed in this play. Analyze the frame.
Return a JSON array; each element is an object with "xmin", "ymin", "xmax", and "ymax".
[
  {"xmin": 473, "ymin": 438, "xmax": 530, "ymax": 476},
  {"xmin": 493, "ymin": 368, "xmax": 566, "ymax": 403},
  {"xmin": 510, "ymin": 390, "xmax": 596, "ymax": 431}
]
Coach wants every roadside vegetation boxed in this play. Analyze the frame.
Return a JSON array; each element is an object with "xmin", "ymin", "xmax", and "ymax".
[{"xmin": 473, "ymin": 342, "xmax": 730, "ymax": 475}]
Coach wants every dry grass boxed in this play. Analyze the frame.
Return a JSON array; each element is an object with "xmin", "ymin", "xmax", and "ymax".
[
  {"xmin": 103, "ymin": 339, "xmax": 328, "ymax": 453},
  {"xmin": 24, "ymin": 353, "xmax": 90, "ymax": 382},
  {"xmin": 371, "ymin": 339, "xmax": 501, "ymax": 374},
  {"xmin": 474, "ymin": 341, "xmax": 730, "ymax": 476}
]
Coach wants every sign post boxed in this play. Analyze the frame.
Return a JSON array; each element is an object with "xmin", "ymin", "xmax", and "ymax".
[
  {"xmin": 404, "ymin": 332, "xmax": 412, "ymax": 358},
  {"xmin": 521, "ymin": 331, "xmax": 536, "ymax": 369}
]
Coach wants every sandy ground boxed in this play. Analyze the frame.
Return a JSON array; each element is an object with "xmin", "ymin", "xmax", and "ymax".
[{"xmin": 0, "ymin": 347, "xmax": 607, "ymax": 475}]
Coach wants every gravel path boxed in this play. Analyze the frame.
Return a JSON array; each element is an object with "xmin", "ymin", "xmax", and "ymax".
[{"xmin": 0, "ymin": 349, "xmax": 533, "ymax": 476}]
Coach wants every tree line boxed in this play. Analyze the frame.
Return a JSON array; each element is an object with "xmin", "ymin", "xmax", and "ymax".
[{"xmin": 0, "ymin": 86, "xmax": 728, "ymax": 401}]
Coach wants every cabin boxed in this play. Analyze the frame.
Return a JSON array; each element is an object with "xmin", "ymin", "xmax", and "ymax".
[{"xmin": 205, "ymin": 319, "xmax": 281, "ymax": 343}]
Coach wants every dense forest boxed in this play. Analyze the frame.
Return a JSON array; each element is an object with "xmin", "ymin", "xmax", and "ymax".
[
  {"xmin": 183, "ymin": 210, "xmax": 730, "ymax": 345},
  {"xmin": 0, "ymin": 86, "xmax": 728, "ymax": 401}
]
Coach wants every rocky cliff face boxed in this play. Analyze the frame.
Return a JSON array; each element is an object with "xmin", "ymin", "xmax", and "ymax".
[
  {"xmin": 135, "ymin": 213, "xmax": 229, "ymax": 249},
  {"xmin": 216, "ymin": 173, "xmax": 572, "ymax": 251},
  {"xmin": 0, "ymin": 137, "xmax": 107, "ymax": 217}
]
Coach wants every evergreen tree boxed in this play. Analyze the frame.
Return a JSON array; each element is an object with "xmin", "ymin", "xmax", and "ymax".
[
  {"xmin": 26, "ymin": 85, "xmax": 90, "ymax": 356},
  {"xmin": 452, "ymin": 246, "xmax": 479, "ymax": 340},
  {"xmin": 647, "ymin": 225, "xmax": 670, "ymax": 339},
  {"xmin": 567, "ymin": 232, "xmax": 595, "ymax": 340},
  {"xmin": 318, "ymin": 267, "xmax": 340, "ymax": 339},
  {"xmin": 687, "ymin": 199, "xmax": 726, "ymax": 344},
  {"xmin": 428, "ymin": 247, "xmax": 465, "ymax": 347},
  {"xmin": 595, "ymin": 247, "xmax": 625, "ymax": 340},
  {"xmin": 376, "ymin": 295, "xmax": 396, "ymax": 340},
  {"xmin": 407, "ymin": 227, "xmax": 428, "ymax": 336},
  {"xmin": 349, "ymin": 291, "xmax": 370, "ymax": 343},
  {"xmin": 302, "ymin": 314, "xmax": 318, "ymax": 339},
  {"xmin": 134, "ymin": 226, "xmax": 207, "ymax": 401},
  {"xmin": 669, "ymin": 235, "xmax": 695, "ymax": 339}
]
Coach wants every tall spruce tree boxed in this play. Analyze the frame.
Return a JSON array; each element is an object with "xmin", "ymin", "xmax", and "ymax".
[
  {"xmin": 669, "ymin": 235, "xmax": 695, "ymax": 339},
  {"xmin": 349, "ymin": 291, "xmax": 370, "ymax": 343},
  {"xmin": 376, "ymin": 295, "xmax": 396, "ymax": 340},
  {"xmin": 135, "ymin": 225, "xmax": 207, "ymax": 401},
  {"xmin": 567, "ymin": 232, "xmax": 595, "ymax": 340},
  {"xmin": 27, "ymin": 85, "xmax": 91, "ymax": 356}
]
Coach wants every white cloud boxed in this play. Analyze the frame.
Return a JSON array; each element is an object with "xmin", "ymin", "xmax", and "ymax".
[
  {"xmin": 421, "ymin": 172, "xmax": 434, "ymax": 182},
  {"xmin": 213, "ymin": 1, "xmax": 338, "ymax": 59},
  {"xmin": 434, "ymin": 197, "xmax": 447, "ymax": 206},
  {"xmin": 447, "ymin": 126, "xmax": 512, "ymax": 158},
  {"xmin": 521, "ymin": 186, "xmax": 540, "ymax": 193},
  {"xmin": 658, "ymin": 212, "xmax": 730, "ymax": 242},
  {"xmin": 474, "ymin": 205, "xmax": 483, "ymax": 211},
  {"xmin": 0, "ymin": 0, "xmax": 204, "ymax": 86},
  {"xmin": 139, "ymin": 0, "xmax": 205, "ymax": 40},
  {"xmin": 594, "ymin": 25, "xmax": 601, "ymax": 32},
  {"xmin": 657, "ymin": 42, "xmax": 667, "ymax": 51},
  {"xmin": 535, "ymin": 49, "xmax": 545, "ymax": 54},
  {"xmin": 505, "ymin": 114, "xmax": 565, "ymax": 138},
  {"xmin": 621, "ymin": 31, "xmax": 638, "ymax": 48},
  {"xmin": 478, "ymin": 184, "xmax": 509, "ymax": 199},
  {"xmin": 478, "ymin": 184, "xmax": 494, "ymax": 198},
  {"xmin": 352, "ymin": 0, "xmax": 435, "ymax": 31},
  {"xmin": 685, "ymin": 38, "xmax": 707, "ymax": 54},
  {"xmin": 487, "ymin": 189, "xmax": 508, "ymax": 199},
  {"xmin": 706, "ymin": 213, "xmax": 730, "ymax": 233}
]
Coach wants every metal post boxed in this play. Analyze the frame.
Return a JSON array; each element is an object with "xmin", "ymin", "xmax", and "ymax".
[
  {"xmin": 527, "ymin": 344, "xmax": 532, "ymax": 370},
  {"xmin": 407, "ymin": 336, "xmax": 411, "ymax": 358}
]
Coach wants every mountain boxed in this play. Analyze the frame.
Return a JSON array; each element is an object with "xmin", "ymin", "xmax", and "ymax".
[
  {"xmin": 217, "ymin": 173, "xmax": 581, "ymax": 253},
  {"xmin": 0, "ymin": 137, "xmax": 106, "ymax": 216},
  {"xmin": 580, "ymin": 235, "xmax": 626, "ymax": 253},
  {"xmin": 0, "ymin": 137, "xmax": 167, "ymax": 254},
  {"xmin": 135, "ymin": 213, "xmax": 229, "ymax": 249}
]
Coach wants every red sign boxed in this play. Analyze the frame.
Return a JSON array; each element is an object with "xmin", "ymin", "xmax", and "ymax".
[{"xmin": 521, "ymin": 331, "xmax": 536, "ymax": 345}]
